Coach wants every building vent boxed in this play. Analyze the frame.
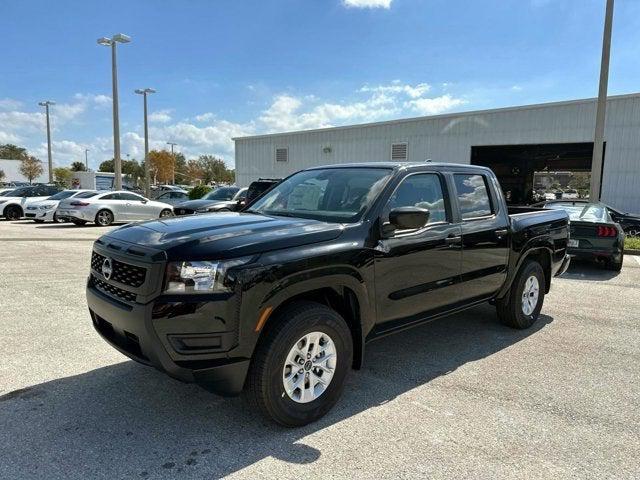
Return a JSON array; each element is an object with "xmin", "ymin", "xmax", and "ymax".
[
  {"xmin": 391, "ymin": 142, "xmax": 408, "ymax": 161},
  {"xmin": 275, "ymin": 147, "xmax": 289, "ymax": 162}
]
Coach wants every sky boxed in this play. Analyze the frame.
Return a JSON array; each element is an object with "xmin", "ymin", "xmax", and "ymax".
[{"xmin": 1, "ymin": 0, "xmax": 639, "ymax": 170}]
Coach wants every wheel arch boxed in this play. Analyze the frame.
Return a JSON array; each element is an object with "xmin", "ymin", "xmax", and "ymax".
[
  {"xmin": 498, "ymin": 245, "xmax": 553, "ymax": 299},
  {"xmin": 255, "ymin": 283, "xmax": 368, "ymax": 370}
]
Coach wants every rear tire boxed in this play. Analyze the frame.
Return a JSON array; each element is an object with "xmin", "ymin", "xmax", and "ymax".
[
  {"xmin": 246, "ymin": 301, "xmax": 353, "ymax": 427},
  {"xmin": 159, "ymin": 209, "xmax": 173, "ymax": 218},
  {"xmin": 605, "ymin": 252, "xmax": 624, "ymax": 271},
  {"xmin": 53, "ymin": 212, "xmax": 65, "ymax": 223},
  {"xmin": 95, "ymin": 209, "xmax": 114, "ymax": 226},
  {"xmin": 496, "ymin": 260, "xmax": 545, "ymax": 329},
  {"xmin": 5, "ymin": 205, "xmax": 22, "ymax": 221}
]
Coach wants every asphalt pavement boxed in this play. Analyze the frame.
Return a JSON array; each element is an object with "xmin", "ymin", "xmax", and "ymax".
[{"xmin": 1, "ymin": 219, "xmax": 639, "ymax": 479}]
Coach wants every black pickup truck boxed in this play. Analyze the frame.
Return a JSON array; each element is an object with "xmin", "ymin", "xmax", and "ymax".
[{"xmin": 86, "ymin": 162, "xmax": 570, "ymax": 426}]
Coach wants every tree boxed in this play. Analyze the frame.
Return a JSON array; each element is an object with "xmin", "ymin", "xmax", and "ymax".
[
  {"xmin": 148, "ymin": 150, "xmax": 176, "ymax": 184},
  {"xmin": 53, "ymin": 167, "xmax": 73, "ymax": 188},
  {"xmin": 197, "ymin": 155, "xmax": 234, "ymax": 184},
  {"xmin": 98, "ymin": 159, "xmax": 115, "ymax": 172},
  {"xmin": 185, "ymin": 159, "xmax": 203, "ymax": 183},
  {"xmin": 188, "ymin": 184, "xmax": 212, "ymax": 200},
  {"xmin": 98, "ymin": 158, "xmax": 144, "ymax": 186},
  {"xmin": 70, "ymin": 161, "xmax": 87, "ymax": 172},
  {"xmin": 0, "ymin": 144, "xmax": 27, "ymax": 160},
  {"xmin": 19, "ymin": 156, "xmax": 44, "ymax": 183}
]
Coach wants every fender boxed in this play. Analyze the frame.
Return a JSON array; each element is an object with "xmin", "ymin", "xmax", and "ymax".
[{"xmin": 496, "ymin": 236, "xmax": 554, "ymax": 299}]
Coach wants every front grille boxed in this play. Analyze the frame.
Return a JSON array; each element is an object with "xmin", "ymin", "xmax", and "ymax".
[
  {"xmin": 91, "ymin": 274, "xmax": 137, "ymax": 303},
  {"xmin": 25, "ymin": 213, "xmax": 36, "ymax": 218},
  {"xmin": 175, "ymin": 208, "xmax": 194, "ymax": 216},
  {"xmin": 91, "ymin": 251, "xmax": 146, "ymax": 287}
]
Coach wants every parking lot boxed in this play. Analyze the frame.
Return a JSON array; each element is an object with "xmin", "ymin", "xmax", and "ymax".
[{"xmin": 1, "ymin": 219, "xmax": 639, "ymax": 479}]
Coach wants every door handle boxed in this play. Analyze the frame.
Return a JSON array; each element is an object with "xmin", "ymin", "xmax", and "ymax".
[
  {"xmin": 495, "ymin": 229, "xmax": 508, "ymax": 238},
  {"xmin": 444, "ymin": 235, "xmax": 462, "ymax": 246}
]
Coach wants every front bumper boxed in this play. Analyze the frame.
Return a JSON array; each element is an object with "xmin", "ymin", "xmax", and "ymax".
[
  {"xmin": 86, "ymin": 281, "xmax": 250, "ymax": 396},
  {"xmin": 25, "ymin": 209, "xmax": 56, "ymax": 221},
  {"xmin": 554, "ymin": 254, "xmax": 571, "ymax": 277}
]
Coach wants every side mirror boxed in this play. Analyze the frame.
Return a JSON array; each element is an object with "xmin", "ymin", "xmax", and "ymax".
[
  {"xmin": 141, "ymin": 199, "xmax": 148, "ymax": 204},
  {"xmin": 386, "ymin": 207, "xmax": 430, "ymax": 233}
]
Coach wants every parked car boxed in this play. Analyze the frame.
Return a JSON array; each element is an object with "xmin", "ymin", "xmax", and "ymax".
[
  {"xmin": 0, "ymin": 188, "xmax": 16, "ymax": 197},
  {"xmin": 562, "ymin": 189, "xmax": 579, "ymax": 199},
  {"xmin": 25, "ymin": 190, "xmax": 97, "ymax": 223},
  {"xmin": 173, "ymin": 186, "xmax": 242, "ymax": 216},
  {"xmin": 542, "ymin": 201, "xmax": 624, "ymax": 270},
  {"xmin": 86, "ymin": 162, "xmax": 570, "ymax": 426},
  {"xmin": 57, "ymin": 190, "xmax": 173, "ymax": 226},
  {"xmin": 244, "ymin": 178, "xmax": 281, "ymax": 204},
  {"xmin": 534, "ymin": 199, "xmax": 640, "ymax": 237},
  {"xmin": 0, "ymin": 185, "xmax": 61, "ymax": 220},
  {"xmin": 154, "ymin": 190, "xmax": 190, "ymax": 206}
]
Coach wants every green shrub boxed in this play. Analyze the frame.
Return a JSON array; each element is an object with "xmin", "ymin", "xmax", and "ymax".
[
  {"xmin": 626, "ymin": 235, "xmax": 640, "ymax": 251},
  {"xmin": 189, "ymin": 184, "xmax": 212, "ymax": 200}
]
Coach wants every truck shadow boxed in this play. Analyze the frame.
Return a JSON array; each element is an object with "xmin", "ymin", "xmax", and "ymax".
[{"xmin": 0, "ymin": 304, "xmax": 552, "ymax": 479}]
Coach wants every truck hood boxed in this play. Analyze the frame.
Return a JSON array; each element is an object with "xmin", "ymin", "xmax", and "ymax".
[{"xmin": 102, "ymin": 212, "xmax": 345, "ymax": 260}]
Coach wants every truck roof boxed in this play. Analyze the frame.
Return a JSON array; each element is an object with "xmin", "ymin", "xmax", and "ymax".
[{"xmin": 306, "ymin": 162, "xmax": 494, "ymax": 172}]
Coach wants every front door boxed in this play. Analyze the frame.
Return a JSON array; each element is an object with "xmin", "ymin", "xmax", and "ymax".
[{"xmin": 374, "ymin": 172, "xmax": 462, "ymax": 333}]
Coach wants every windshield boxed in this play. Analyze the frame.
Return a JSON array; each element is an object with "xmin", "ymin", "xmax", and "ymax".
[
  {"xmin": 48, "ymin": 191, "xmax": 76, "ymax": 200},
  {"xmin": 204, "ymin": 187, "xmax": 240, "ymax": 201},
  {"xmin": 7, "ymin": 187, "xmax": 31, "ymax": 197},
  {"xmin": 547, "ymin": 203, "xmax": 609, "ymax": 222},
  {"xmin": 0, "ymin": 189, "xmax": 15, "ymax": 196},
  {"xmin": 248, "ymin": 167, "xmax": 392, "ymax": 223}
]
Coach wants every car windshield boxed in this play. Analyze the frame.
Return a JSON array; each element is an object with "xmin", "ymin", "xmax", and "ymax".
[
  {"xmin": 6, "ymin": 187, "xmax": 32, "ymax": 197},
  {"xmin": 48, "ymin": 191, "xmax": 76, "ymax": 200},
  {"xmin": 0, "ymin": 189, "xmax": 15, "ymax": 196},
  {"xmin": 247, "ymin": 167, "xmax": 392, "ymax": 223},
  {"xmin": 547, "ymin": 203, "xmax": 609, "ymax": 222},
  {"xmin": 204, "ymin": 187, "xmax": 240, "ymax": 200}
]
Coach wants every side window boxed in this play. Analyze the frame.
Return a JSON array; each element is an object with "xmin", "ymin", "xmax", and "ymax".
[
  {"xmin": 120, "ymin": 193, "xmax": 144, "ymax": 201},
  {"xmin": 386, "ymin": 173, "xmax": 448, "ymax": 224},
  {"xmin": 171, "ymin": 192, "xmax": 187, "ymax": 199},
  {"xmin": 453, "ymin": 174, "xmax": 493, "ymax": 219},
  {"xmin": 101, "ymin": 193, "xmax": 120, "ymax": 200}
]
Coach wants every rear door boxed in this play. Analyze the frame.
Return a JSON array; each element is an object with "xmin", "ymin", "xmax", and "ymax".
[
  {"xmin": 99, "ymin": 193, "xmax": 130, "ymax": 221},
  {"xmin": 120, "ymin": 192, "xmax": 153, "ymax": 220},
  {"xmin": 453, "ymin": 172, "xmax": 510, "ymax": 302},
  {"xmin": 374, "ymin": 171, "xmax": 462, "ymax": 332}
]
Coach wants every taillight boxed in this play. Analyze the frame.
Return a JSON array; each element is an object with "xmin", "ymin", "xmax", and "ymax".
[
  {"xmin": 597, "ymin": 226, "xmax": 617, "ymax": 237},
  {"xmin": 70, "ymin": 201, "xmax": 90, "ymax": 207}
]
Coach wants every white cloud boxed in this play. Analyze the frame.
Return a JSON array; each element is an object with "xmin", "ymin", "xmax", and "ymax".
[
  {"xmin": 343, "ymin": 0, "xmax": 393, "ymax": 9},
  {"xmin": 0, "ymin": 98, "xmax": 23, "ymax": 111},
  {"xmin": 360, "ymin": 81, "xmax": 431, "ymax": 98},
  {"xmin": 194, "ymin": 112, "xmax": 216, "ymax": 122},
  {"xmin": 148, "ymin": 109, "xmax": 173, "ymax": 123},
  {"xmin": 405, "ymin": 94, "xmax": 467, "ymax": 115}
]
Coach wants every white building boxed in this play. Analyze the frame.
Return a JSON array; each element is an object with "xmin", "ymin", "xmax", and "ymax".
[
  {"xmin": 234, "ymin": 93, "xmax": 640, "ymax": 213},
  {"xmin": 0, "ymin": 158, "xmax": 49, "ymax": 184}
]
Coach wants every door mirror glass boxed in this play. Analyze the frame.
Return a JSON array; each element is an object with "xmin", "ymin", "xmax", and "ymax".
[{"xmin": 389, "ymin": 207, "xmax": 430, "ymax": 230}]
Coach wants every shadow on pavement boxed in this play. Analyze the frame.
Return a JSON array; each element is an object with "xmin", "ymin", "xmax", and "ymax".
[
  {"xmin": 560, "ymin": 258, "xmax": 620, "ymax": 281},
  {"xmin": 0, "ymin": 304, "xmax": 553, "ymax": 479}
]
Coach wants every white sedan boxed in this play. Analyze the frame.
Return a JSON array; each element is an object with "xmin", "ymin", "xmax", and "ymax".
[
  {"xmin": 25, "ymin": 189, "xmax": 97, "ymax": 223},
  {"xmin": 57, "ymin": 190, "xmax": 174, "ymax": 226}
]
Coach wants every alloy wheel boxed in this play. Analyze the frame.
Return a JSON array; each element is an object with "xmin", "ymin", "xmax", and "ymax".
[
  {"xmin": 282, "ymin": 331, "xmax": 337, "ymax": 403},
  {"xmin": 521, "ymin": 275, "xmax": 539, "ymax": 316}
]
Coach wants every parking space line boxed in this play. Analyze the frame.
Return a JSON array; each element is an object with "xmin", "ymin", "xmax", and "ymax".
[{"xmin": 634, "ymin": 256, "xmax": 640, "ymax": 266}]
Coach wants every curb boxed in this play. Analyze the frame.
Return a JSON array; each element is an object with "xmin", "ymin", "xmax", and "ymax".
[{"xmin": 625, "ymin": 249, "xmax": 640, "ymax": 256}]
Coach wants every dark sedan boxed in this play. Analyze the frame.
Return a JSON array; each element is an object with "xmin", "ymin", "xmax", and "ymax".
[
  {"xmin": 173, "ymin": 186, "xmax": 244, "ymax": 216},
  {"xmin": 544, "ymin": 201, "xmax": 625, "ymax": 271},
  {"xmin": 535, "ymin": 199, "xmax": 640, "ymax": 237}
]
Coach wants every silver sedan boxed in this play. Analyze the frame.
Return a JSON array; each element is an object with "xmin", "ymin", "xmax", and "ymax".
[{"xmin": 56, "ymin": 190, "xmax": 174, "ymax": 226}]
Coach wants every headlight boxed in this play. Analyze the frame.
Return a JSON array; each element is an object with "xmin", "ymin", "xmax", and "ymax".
[
  {"xmin": 196, "ymin": 208, "xmax": 210, "ymax": 213},
  {"xmin": 0, "ymin": 200, "xmax": 7, "ymax": 205},
  {"xmin": 39, "ymin": 204, "xmax": 55, "ymax": 210},
  {"xmin": 164, "ymin": 257, "xmax": 252, "ymax": 294}
]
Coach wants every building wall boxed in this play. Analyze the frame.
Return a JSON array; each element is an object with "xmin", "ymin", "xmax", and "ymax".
[
  {"xmin": 0, "ymin": 158, "xmax": 49, "ymax": 184},
  {"xmin": 235, "ymin": 94, "xmax": 640, "ymax": 213}
]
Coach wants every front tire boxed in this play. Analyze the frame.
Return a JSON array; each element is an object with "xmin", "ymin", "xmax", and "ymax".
[
  {"xmin": 5, "ymin": 205, "xmax": 22, "ymax": 221},
  {"xmin": 159, "ymin": 209, "xmax": 173, "ymax": 219},
  {"xmin": 246, "ymin": 302, "xmax": 353, "ymax": 427},
  {"xmin": 496, "ymin": 260, "xmax": 545, "ymax": 329},
  {"xmin": 95, "ymin": 209, "xmax": 114, "ymax": 226}
]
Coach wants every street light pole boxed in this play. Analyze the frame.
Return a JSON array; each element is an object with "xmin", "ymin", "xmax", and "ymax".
[
  {"xmin": 135, "ymin": 88, "xmax": 156, "ymax": 197},
  {"xmin": 590, "ymin": 0, "xmax": 615, "ymax": 201},
  {"xmin": 85, "ymin": 149, "xmax": 89, "ymax": 170},
  {"xmin": 98, "ymin": 33, "xmax": 131, "ymax": 191},
  {"xmin": 167, "ymin": 142, "xmax": 178, "ymax": 185},
  {"xmin": 38, "ymin": 100, "xmax": 55, "ymax": 183}
]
